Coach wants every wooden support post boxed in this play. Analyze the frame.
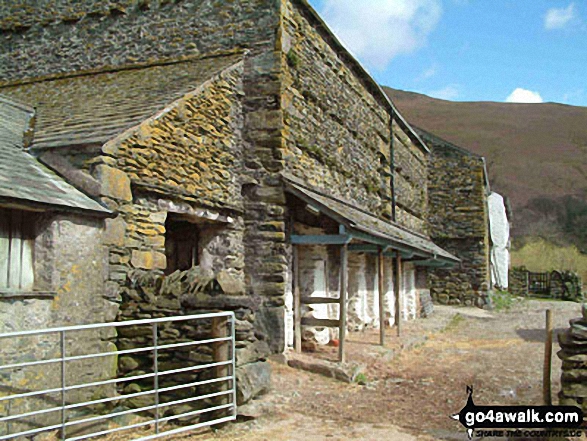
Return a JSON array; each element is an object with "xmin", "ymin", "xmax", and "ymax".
[
  {"xmin": 378, "ymin": 248, "xmax": 385, "ymax": 346},
  {"xmin": 339, "ymin": 244, "xmax": 348, "ymax": 363},
  {"xmin": 211, "ymin": 316, "xmax": 230, "ymax": 418},
  {"xmin": 294, "ymin": 245, "xmax": 302, "ymax": 353},
  {"xmin": 394, "ymin": 254, "xmax": 402, "ymax": 337},
  {"xmin": 543, "ymin": 309, "xmax": 553, "ymax": 405}
]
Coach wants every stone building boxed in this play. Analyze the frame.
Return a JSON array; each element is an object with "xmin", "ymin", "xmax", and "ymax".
[
  {"xmin": 0, "ymin": 95, "xmax": 117, "ymax": 428},
  {"xmin": 416, "ymin": 128, "xmax": 509, "ymax": 306},
  {"xmin": 0, "ymin": 0, "xmax": 467, "ymax": 408}
]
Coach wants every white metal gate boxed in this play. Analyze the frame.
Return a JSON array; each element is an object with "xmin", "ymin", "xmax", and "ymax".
[{"xmin": 0, "ymin": 311, "xmax": 236, "ymax": 440}]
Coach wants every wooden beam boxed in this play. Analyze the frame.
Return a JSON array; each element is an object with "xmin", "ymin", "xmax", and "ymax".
[
  {"xmin": 394, "ymin": 254, "xmax": 402, "ymax": 337},
  {"xmin": 348, "ymin": 244, "xmax": 397, "ymax": 256},
  {"xmin": 291, "ymin": 234, "xmax": 352, "ymax": 245},
  {"xmin": 413, "ymin": 258, "xmax": 456, "ymax": 268},
  {"xmin": 301, "ymin": 317, "xmax": 341, "ymax": 328},
  {"xmin": 378, "ymin": 247, "xmax": 385, "ymax": 346},
  {"xmin": 339, "ymin": 243, "xmax": 348, "ymax": 363},
  {"xmin": 301, "ymin": 296, "xmax": 340, "ymax": 304},
  {"xmin": 293, "ymin": 245, "xmax": 301, "ymax": 353}
]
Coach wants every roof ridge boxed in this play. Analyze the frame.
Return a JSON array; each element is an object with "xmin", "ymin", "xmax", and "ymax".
[
  {"xmin": 414, "ymin": 125, "xmax": 484, "ymax": 159},
  {"xmin": 0, "ymin": 48, "xmax": 247, "ymax": 89}
]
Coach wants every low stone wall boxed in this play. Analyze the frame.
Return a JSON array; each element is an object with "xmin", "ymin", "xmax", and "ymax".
[
  {"xmin": 509, "ymin": 266, "xmax": 529, "ymax": 296},
  {"xmin": 558, "ymin": 306, "xmax": 587, "ymax": 413},
  {"xmin": 117, "ymin": 267, "xmax": 271, "ymax": 417}
]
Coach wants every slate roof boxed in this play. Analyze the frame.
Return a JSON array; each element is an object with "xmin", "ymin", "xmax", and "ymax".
[
  {"xmin": 0, "ymin": 51, "xmax": 243, "ymax": 150},
  {"xmin": 0, "ymin": 96, "xmax": 111, "ymax": 215},
  {"xmin": 283, "ymin": 173, "xmax": 459, "ymax": 264}
]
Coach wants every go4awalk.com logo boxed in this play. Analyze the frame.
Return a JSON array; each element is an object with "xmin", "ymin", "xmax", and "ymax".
[{"xmin": 451, "ymin": 386, "xmax": 584, "ymax": 439}]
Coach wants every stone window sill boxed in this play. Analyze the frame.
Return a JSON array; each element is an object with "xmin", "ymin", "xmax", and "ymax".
[{"xmin": 0, "ymin": 290, "xmax": 57, "ymax": 299}]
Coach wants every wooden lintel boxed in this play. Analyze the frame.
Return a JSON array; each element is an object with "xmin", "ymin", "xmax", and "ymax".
[
  {"xmin": 291, "ymin": 234, "xmax": 352, "ymax": 245},
  {"xmin": 301, "ymin": 317, "xmax": 341, "ymax": 328},
  {"xmin": 300, "ymin": 296, "xmax": 340, "ymax": 304}
]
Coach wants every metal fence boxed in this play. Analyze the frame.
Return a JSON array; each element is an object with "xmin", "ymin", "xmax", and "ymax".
[{"xmin": 0, "ymin": 311, "xmax": 236, "ymax": 440}]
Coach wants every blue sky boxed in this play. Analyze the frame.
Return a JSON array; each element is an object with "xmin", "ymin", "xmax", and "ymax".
[{"xmin": 306, "ymin": 0, "xmax": 586, "ymax": 106}]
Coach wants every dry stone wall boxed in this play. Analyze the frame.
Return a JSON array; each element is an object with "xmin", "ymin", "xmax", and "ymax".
[{"xmin": 558, "ymin": 306, "xmax": 587, "ymax": 414}]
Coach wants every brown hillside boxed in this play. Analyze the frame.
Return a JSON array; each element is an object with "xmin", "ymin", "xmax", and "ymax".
[{"xmin": 384, "ymin": 87, "xmax": 587, "ymax": 246}]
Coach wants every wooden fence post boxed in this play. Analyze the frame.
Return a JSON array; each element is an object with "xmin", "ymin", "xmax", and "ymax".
[
  {"xmin": 339, "ymin": 244, "xmax": 348, "ymax": 363},
  {"xmin": 378, "ymin": 248, "xmax": 385, "ymax": 346},
  {"xmin": 394, "ymin": 254, "xmax": 402, "ymax": 337},
  {"xmin": 543, "ymin": 309, "xmax": 553, "ymax": 405}
]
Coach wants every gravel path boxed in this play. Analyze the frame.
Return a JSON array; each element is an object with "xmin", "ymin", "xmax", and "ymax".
[{"xmin": 108, "ymin": 298, "xmax": 585, "ymax": 441}]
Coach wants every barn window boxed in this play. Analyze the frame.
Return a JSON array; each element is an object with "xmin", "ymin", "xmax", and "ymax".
[
  {"xmin": 164, "ymin": 216, "xmax": 199, "ymax": 274},
  {"xmin": 0, "ymin": 208, "xmax": 35, "ymax": 291}
]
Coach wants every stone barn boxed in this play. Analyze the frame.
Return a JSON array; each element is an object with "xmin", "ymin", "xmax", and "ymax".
[
  {"xmin": 0, "ymin": 0, "xmax": 482, "ymax": 408},
  {"xmin": 415, "ymin": 128, "xmax": 510, "ymax": 306}
]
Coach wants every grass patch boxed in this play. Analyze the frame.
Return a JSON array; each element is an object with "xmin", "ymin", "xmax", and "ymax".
[
  {"xmin": 443, "ymin": 313, "xmax": 464, "ymax": 332},
  {"xmin": 286, "ymin": 49, "xmax": 300, "ymax": 68},
  {"xmin": 491, "ymin": 289, "xmax": 527, "ymax": 311},
  {"xmin": 354, "ymin": 372, "xmax": 368, "ymax": 385}
]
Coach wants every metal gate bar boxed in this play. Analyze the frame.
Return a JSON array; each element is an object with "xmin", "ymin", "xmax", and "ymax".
[{"xmin": 0, "ymin": 311, "xmax": 237, "ymax": 440}]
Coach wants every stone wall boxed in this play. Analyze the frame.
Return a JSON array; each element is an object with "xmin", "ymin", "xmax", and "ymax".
[
  {"xmin": 75, "ymin": 62, "xmax": 277, "ymax": 402},
  {"xmin": 423, "ymin": 132, "xmax": 491, "ymax": 305},
  {"xmin": 114, "ymin": 268, "xmax": 271, "ymax": 416},
  {"xmin": 428, "ymin": 238, "xmax": 489, "ymax": 306},
  {"xmin": 558, "ymin": 306, "xmax": 587, "ymax": 414},
  {"xmin": 509, "ymin": 266, "xmax": 529, "ymax": 296},
  {"xmin": 393, "ymin": 121, "xmax": 429, "ymax": 235},
  {"xmin": 280, "ymin": 0, "xmax": 429, "ymax": 235},
  {"xmin": 280, "ymin": 0, "xmax": 391, "ymax": 219},
  {"xmin": 86, "ymin": 63, "xmax": 246, "ymax": 287},
  {"xmin": 0, "ymin": 0, "xmax": 277, "ymax": 82},
  {"xmin": 0, "ymin": 213, "xmax": 115, "ymax": 435}
]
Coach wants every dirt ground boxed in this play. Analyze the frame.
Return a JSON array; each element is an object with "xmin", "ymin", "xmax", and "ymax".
[{"xmin": 117, "ymin": 298, "xmax": 584, "ymax": 440}]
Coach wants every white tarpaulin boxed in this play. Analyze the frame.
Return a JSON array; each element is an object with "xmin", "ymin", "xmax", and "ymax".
[{"xmin": 488, "ymin": 192, "xmax": 510, "ymax": 289}]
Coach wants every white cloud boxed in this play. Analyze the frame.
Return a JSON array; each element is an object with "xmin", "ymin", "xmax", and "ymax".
[
  {"xmin": 420, "ymin": 65, "xmax": 437, "ymax": 80},
  {"xmin": 544, "ymin": 3, "xmax": 576, "ymax": 30},
  {"xmin": 320, "ymin": 0, "xmax": 442, "ymax": 70},
  {"xmin": 428, "ymin": 84, "xmax": 460, "ymax": 100},
  {"xmin": 505, "ymin": 88, "xmax": 544, "ymax": 103}
]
